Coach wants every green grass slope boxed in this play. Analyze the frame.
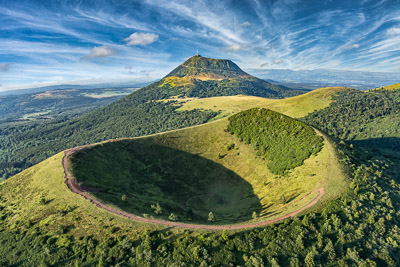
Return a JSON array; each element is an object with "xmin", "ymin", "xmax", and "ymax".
[
  {"xmin": 0, "ymin": 100, "xmax": 349, "ymax": 266},
  {"xmin": 374, "ymin": 82, "xmax": 400, "ymax": 90},
  {"xmin": 177, "ymin": 86, "xmax": 352, "ymax": 119},
  {"xmin": 2, "ymin": 85, "xmax": 400, "ymax": 266},
  {"xmin": 69, "ymin": 109, "xmax": 345, "ymax": 225},
  {"xmin": 1, "ymin": 56, "xmax": 300, "ymax": 180}
]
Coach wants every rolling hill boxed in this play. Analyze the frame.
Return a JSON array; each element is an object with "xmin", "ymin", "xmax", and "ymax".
[
  {"xmin": 303, "ymin": 86, "xmax": 400, "ymax": 147},
  {"xmin": 3, "ymin": 61, "xmax": 400, "ymax": 265},
  {"xmin": 375, "ymin": 82, "xmax": 400, "ymax": 90},
  {"xmin": 177, "ymin": 86, "xmax": 352, "ymax": 119},
  {"xmin": 0, "ymin": 56, "xmax": 301, "ymax": 180},
  {"xmin": 2, "ymin": 82, "xmax": 400, "ymax": 265},
  {"xmin": 0, "ymin": 101, "xmax": 347, "ymax": 265}
]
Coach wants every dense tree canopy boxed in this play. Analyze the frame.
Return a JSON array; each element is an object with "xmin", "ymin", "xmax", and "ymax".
[
  {"xmin": 302, "ymin": 89, "xmax": 400, "ymax": 148},
  {"xmin": 227, "ymin": 108, "xmax": 323, "ymax": 174},
  {"xmin": 1, "ymin": 88, "xmax": 400, "ymax": 266}
]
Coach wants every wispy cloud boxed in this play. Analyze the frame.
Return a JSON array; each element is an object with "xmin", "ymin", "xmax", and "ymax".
[
  {"xmin": 82, "ymin": 45, "xmax": 115, "ymax": 59},
  {"xmin": 387, "ymin": 27, "xmax": 400, "ymax": 35},
  {"xmin": 145, "ymin": 0, "xmax": 245, "ymax": 45},
  {"xmin": 223, "ymin": 44, "xmax": 249, "ymax": 51},
  {"xmin": 125, "ymin": 32, "xmax": 159, "ymax": 46},
  {"xmin": 1, "ymin": 0, "xmax": 400, "ymax": 91}
]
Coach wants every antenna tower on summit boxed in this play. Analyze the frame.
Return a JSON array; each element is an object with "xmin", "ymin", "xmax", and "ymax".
[{"xmin": 196, "ymin": 48, "xmax": 199, "ymax": 56}]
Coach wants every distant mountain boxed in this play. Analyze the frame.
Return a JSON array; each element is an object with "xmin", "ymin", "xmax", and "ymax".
[
  {"xmin": 167, "ymin": 55, "xmax": 249, "ymax": 78},
  {"xmin": 2, "ymin": 55, "xmax": 301, "ymax": 179},
  {"xmin": 156, "ymin": 55, "xmax": 302, "ymax": 98}
]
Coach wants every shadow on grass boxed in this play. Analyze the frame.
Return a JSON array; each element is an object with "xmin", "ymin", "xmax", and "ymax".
[
  {"xmin": 70, "ymin": 139, "xmax": 263, "ymax": 224},
  {"xmin": 286, "ymin": 194, "xmax": 300, "ymax": 203}
]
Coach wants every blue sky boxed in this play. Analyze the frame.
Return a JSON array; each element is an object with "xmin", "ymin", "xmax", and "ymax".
[{"xmin": 0, "ymin": 0, "xmax": 400, "ymax": 91}]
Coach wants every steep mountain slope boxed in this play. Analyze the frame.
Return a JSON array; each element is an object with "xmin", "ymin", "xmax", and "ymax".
[
  {"xmin": 159, "ymin": 55, "xmax": 301, "ymax": 98},
  {"xmin": 166, "ymin": 55, "xmax": 249, "ymax": 78},
  {"xmin": 1, "ymin": 56, "xmax": 301, "ymax": 180}
]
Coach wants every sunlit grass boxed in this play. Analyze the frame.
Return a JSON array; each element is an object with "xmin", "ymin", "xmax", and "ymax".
[{"xmin": 177, "ymin": 87, "xmax": 351, "ymax": 118}]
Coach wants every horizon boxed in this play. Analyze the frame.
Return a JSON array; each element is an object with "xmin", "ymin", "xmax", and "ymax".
[{"xmin": 1, "ymin": 0, "xmax": 400, "ymax": 91}]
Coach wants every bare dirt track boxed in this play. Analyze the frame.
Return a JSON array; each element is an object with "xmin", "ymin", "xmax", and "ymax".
[{"xmin": 63, "ymin": 145, "xmax": 325, "ymax": 230}]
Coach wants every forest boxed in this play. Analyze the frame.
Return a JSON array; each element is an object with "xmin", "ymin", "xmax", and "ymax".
[
  {"xmin": 2, "ymin": 60, "xmax": 400, "ymax": 265},
  {"xmin": 0, "ymin": 79, "xmax": 219, "ymax": 180},
  {"xmin": 0, "ymin": 61, "xmax": 303, "ymax": 180},
  {"xmin": 0, "ymin": 136, "xmax": 399, "ymax": 266},
  {"xmin": 227, "ymin": 108, "xmax": 323, "ymax": 174},
  {"xmin": 186, "ymin": 78, "xmax": 300, "ymax": 99},
  {"xmin": 0, "ymin": 89, "xmax": 400, "ymax": 265},
  {"xmin": 302, "ymin": 89, "xmax": 400, "ymax": 146}
]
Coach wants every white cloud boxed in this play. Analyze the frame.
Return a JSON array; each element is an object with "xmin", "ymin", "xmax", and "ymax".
[
  {"xmin": 223, "ymin": 43, "xmax": 248, "ymax": 51},
  {"xmin": 273, "ymin": 58, "xmax": 283, "ymax": 64},
  {"xmin": 82, "ymin": 45, "xmax": 115, "ymax": 59},
  {"xmin": 351, "ymin": 44, "xmax": 360, "ymax": 49},
  {"xmin": 125, "ymin": 32, "xmax": 159, "ymax": 46},
  {"xmin": 387, "ymin": 27, "xmax": 400, "ymax": 35},
  {"xmin": 145, "ymin": 0, "xmax": 244, "ymax": 44},
  {"xmin": 241, "ymin": 21, "xmax": 251, "ymax": 26},
  {"xmin": 0, "ymin": 63, "xmax": 13, "ymax": 72}
]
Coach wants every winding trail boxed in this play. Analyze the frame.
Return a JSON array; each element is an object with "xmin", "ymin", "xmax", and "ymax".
[{"xmin": 63, "ymin": 144, "xmax": 325, "ymax": 230}]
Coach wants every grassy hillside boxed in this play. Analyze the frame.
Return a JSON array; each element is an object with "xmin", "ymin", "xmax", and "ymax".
[
  {"xmin": 0, "ymin": 56, "xmax": 300, "ymax": 180},
  {"xmin": 2, "ymin": 84, "xmax": 400, "ymax": 265},
  {"xmin": 375, "ymin": 82, "xmax": 400, "ymax": 90},
  {"xmin": 177, "ymin": 87, "xmax": 352, "ymax": 118},
  {"xmin": 0, "ymin": 152, "xmax": 158, "ymax": 265},
  {"xmin": 2, "ymin": 126, "xmax": 399, "ymax": 265},
  {"xmin": 69, "ymin": 110, "xmax": 345, "ymax": 226}
]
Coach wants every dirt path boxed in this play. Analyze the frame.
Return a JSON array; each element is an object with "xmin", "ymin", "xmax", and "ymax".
[{"xmin": 63, "ymin": 144, "xmax": 325, "ymax": 230}]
